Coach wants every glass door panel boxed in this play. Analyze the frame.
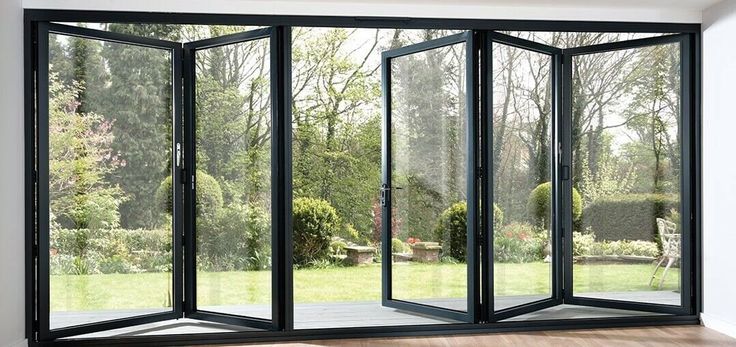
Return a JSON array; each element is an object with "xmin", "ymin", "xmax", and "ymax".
[
  {"xmin": 38, "ymin": 23, "xmax": 182, "ymax": 339},
  {"xmin": 564, "ymin": 35, "xmax": 691, "ymax": 314},
  {"xmin": 381, "ymin": 32, "xmax": 479, "ymax": 323},
  {"xmin": 490, "ymin": 36, "xmax": 556, "ymax": 312},
  {"xmin": 183, "ymin": 27, "xmax": 278, "ymax": 329}
]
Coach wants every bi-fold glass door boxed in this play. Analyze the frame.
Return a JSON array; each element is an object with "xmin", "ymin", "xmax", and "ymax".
[
  {"xmin": 484, "ymin": 32, "xmax": 563, "ymax": 322},
  {"xmin": 561, "ymin": 34, "xmax": 693, "ymax": 315},
  {"xmin": 380, "ymin": 31, "xmax": 481, "ymax": 323},
  {"xmin": 378, "ymin": 30, "xmax": 694, "ymax": 323},
  {"xmin": 36, "ymin": 23, "xmax": 184, "ymax": 340},
  {"xmin": 34, "ymin": 23, "xmax": 694, "ymax": 340},
  {"xmin": 182, "ymin": 26, "xmax": 285, "ymax": 330}
]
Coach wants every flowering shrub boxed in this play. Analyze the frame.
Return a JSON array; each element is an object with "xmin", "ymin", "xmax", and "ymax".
[{"xmin": 493, "ymin": 223, "xmax": 547, "ymax": 263}]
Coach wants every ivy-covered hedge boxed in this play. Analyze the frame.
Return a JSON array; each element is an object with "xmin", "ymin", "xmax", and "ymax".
[{"xmin": 582, "ymin": 194, "xmax": 678, "ymax": 242}]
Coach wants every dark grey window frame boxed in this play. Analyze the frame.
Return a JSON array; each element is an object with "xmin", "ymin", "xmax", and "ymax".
[{"xmin": 24, "ymin": 9, "xmax": 702, "ymax": 347}]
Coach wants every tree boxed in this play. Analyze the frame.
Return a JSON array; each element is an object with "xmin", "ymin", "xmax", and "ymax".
[
  {"xmin": 100, "ymin": 24, "xmax": 181, "ymax": 228},
  {"xmin": 47, "ymin": 72, "xmax": 125, "ymax": 230}
]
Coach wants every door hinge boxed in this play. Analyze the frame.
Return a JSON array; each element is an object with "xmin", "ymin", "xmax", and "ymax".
[
  {"xmin": 180, "ymin": 168, "xmax": 187, "ymax": 184},
  {"xmin": 32, "ymin": 170, "xmax": 38, "ymax": 184},
  {"xmin": 32, "ymin": 243, "xmax": 39, "ymax": 258}
]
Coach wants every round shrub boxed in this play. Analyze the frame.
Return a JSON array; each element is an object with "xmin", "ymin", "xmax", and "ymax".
[
  {"xmin": 155, "ymin": 170, "xmax": 224, "ymax": 220},
  {"xmin": 433, "ymin": 202, "xmax": 467, "ymax": 261},
  {"xmin": 432, "ymin": 201, "xmax": 503, "ymax": 262},
  {"xmin": 292, "ymin": 197, "xmax": 341, "ymax": 267},
  {"xmin": 527, "ymin": 182, "xmax": 582, "ymax": 227}
]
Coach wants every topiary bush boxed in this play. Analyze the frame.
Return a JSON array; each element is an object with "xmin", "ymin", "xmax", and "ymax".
[
  {"xmin": 155, "ymin": 170, "xmax": 223, "ymax": 221},
  {"xmin": 292, "ymin": 197, "xmax": 342, "ymax": 267},
  {"xmin": 528, "ymin": 182, "xmax": 582, "ymax": 228},
  {"xmin": 433, "ymin": 201, "xmax": 503, "ymax": 262},
  {"xmin": 581, "ymin": 194, "xmax": 678, "ymax": 243}
]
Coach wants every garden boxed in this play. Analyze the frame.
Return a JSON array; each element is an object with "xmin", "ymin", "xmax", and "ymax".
[{"xmin": 47, "ymin": 25, "xmax": 682, "ymax": 314}]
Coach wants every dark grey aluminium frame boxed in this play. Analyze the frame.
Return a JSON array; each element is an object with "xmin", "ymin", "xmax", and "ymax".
[
  {"xmin": 32, "ymin": 22, "xmax": 184, "ymax": 341},
  {"xmin": 560, "ymin": 33, "xmax": 695, "ymax": 316},
  {"xmin": 182, "ymin": 26, "xmax": 291, "ymax": 331},
  {"xmin": 380, "ymin": 31, "xmax": 481, "ymax": 323},
  {"xmin": 24, "ymin": 9, "xmax": 702, "ymax": 347}
]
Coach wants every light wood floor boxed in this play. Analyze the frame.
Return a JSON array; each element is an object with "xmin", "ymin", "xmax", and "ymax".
[{"xmin": 222, "ymin": 326, "xmax": 736, "ymax": 347}]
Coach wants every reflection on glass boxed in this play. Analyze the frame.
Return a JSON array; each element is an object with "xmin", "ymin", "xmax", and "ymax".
[
  {"xmin": 194, "ymin": 38, "xmax": 272, "ymax": 319},
  {"xmin": 491, "ymin": 42, "xmax": 553, "ymax": 311},
  {"xmin": 390, "ymin": 42, "xmax": 468, "ymax": 312},
  {"xmin": 48, "ymin": 33, "xmax": 173, "ymax": 329},
  {"xmin": 572, "ymin": 43, "xmax": 681, "ymax": 306}
]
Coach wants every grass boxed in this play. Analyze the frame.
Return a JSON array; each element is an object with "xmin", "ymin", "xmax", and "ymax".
[{"xmin": 50, "ymin": 262, "xmax": 679, "ymax": 311}]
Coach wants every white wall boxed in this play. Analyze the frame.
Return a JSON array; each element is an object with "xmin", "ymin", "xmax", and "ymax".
[
  {"xmin": 0, "ymin": 0, "xmax": 27, "ymax": 345},
  {"xmin": 701, "ymin": 0, "xmax": 736, "ymax": 339},
  {"xmin": 1, "ymin": 1, "xmax": 726, "ymax": 346}
]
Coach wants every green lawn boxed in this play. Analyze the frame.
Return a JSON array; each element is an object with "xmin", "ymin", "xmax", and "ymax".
[{"xmin": 51, "ymin": 263, "xmax": 679, "ymax": 311}]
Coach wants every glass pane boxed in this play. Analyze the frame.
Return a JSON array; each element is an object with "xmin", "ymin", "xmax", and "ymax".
[
  {"xmin": 572, "ymin": 43, "xmax": 681, "ymax": 306},
  {"xmin": 491, "ymin": 42, "xmax": 553, "ymax": 311},
  {"xmin": 290, "ymin": 28, "xmax": 463, "ymax": 329},
  {"xmin": 194, "ymin": 37, "xmax": 272, "ymax": 320},
  {"xmin": 390, "ymin": 42, "xmax": 468, "ymax": 312},
  {"xmin": 48, "ymin": 33, "xmax": 174, "ymax": 329}
]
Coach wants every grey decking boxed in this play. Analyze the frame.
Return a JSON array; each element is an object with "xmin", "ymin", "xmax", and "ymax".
[{"xmin": 58, "ymin": 290, "xmax": 679, "ymax": 338}]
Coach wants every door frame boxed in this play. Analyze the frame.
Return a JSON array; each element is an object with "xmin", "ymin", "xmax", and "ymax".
[
  {"xmin": 182, "ymin": 26, "xmax": 292, "ymax": 331},
  {"xmin": 34, "ymin": 22, "xmax": 184, "ymax": 340},
  {"xmin": 560, "ymin": 33, "xmax": 694, "ymax": 316},
  {"xmin": 380, "ymin": 31, "xmax": 481, "ymax": 323},
  {"xmin": 483, "ymin": 31, "xmax": 564, "ymax": 322}
]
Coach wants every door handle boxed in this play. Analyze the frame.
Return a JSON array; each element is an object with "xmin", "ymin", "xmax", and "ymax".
[{"xmin": 379, "ymin": 184, "xmax": 403, "ymax": 207}]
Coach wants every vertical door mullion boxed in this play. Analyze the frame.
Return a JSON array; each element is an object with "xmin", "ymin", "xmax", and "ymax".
[
  {"xmin": 466, "ymin": 30, "xmax": 481, "ymax": 324},
  {"xmin": 271, "ymin": 25, "xmax": 294, "ymax": 331},
  {"xmin": 561, "ymin": 52, "xmax": 574, "ymax": 304},
  {"xmin": 172, "ymin": 43, "xmax": 185, "ymax": 319},
  {"xmin": 480, "ymin": 29, "xmax": 493, "ymax": 322},
  {"xmin": 679, "ymin": 35, "xmax": 693, "ymax": 314},
  {"xmin": 552, "ymin": 51, "xmax": 564, "ymax": 303},
  {"xmin": 182, "ymin": 44, "xmax": 196, "ymax": 316},
  {"xmin": 36, "ymin": 21, "xmax": 51, "ymax": 341},
  {"xmin": 380, "ymin": 49, "xmax": 393, "ymax": 307}
]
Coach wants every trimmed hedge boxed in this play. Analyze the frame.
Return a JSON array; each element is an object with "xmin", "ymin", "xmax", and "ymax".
[
  {"xmin": 292, "ymin": 197, "xmax": 342, "ymax": 267},
  {"xmin": 528, "ymin": 182, "xmax": 582, "ymax": 228},
  {"xmin": 50, "ymin": 228, "xmax": 171, "ymax": 275},
  {"xmin": 582, "ymin": 194, "xmax": 678, "ymax": 242},
  {"xmin": 433, "ymin": 201, "xmax": 503, "ymax": 262}
]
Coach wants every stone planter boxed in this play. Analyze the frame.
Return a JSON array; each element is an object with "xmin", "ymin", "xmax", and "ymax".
[
  {"xmin": 345, "ymin": 246, "xmax": 375, "ymax": 266},
  {"xmin": 392, "ymin": 253, "xmax": 412, "ymax": 263},
  {"xmin": 411, "ymin": 242, "xmax": 441, "ymax": 263},
  {"xmin": 574, "ymin": 255, "xmax": 657, "ymax": 265}
]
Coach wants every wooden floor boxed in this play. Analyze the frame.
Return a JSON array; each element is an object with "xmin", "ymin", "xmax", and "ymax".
[{"xmin": 223, "ymin": 326, "xmax": 736, "ymax": 347}]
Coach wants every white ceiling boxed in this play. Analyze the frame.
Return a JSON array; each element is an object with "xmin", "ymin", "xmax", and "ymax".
[
  {"xmin": 284, "ymin": 0, "xmax": 721, "ymax": 10},
  {"xmin": 24, "ymin": 0, "xmax": 719, "ymax": 23}
]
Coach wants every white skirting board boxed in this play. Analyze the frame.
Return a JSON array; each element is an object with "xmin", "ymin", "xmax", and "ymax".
[{"xmin": 701, "ymin": 313, "xmax": 736, "ymax": 339}]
